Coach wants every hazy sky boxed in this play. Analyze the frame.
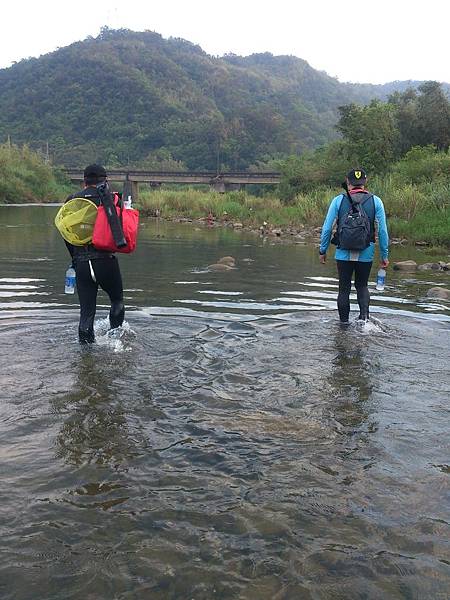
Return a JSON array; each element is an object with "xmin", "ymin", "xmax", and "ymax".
[{"xmin": 1, "ymin": 0, "xmax": 449, "ymax": 84}]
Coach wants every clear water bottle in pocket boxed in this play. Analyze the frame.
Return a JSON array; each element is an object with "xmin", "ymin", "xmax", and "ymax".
[
  {"xmin": 376, "ymin": 268, "xmax": 386, "ymax": 291},
  {"xmin": 65, "ymin": 266, "xmax": 76, "ymax": 294}
]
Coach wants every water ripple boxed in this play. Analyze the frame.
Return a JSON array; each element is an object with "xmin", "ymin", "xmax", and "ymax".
[{"xmin": 0, "ymin": 211, "xmax": 449, "ymax": 598}]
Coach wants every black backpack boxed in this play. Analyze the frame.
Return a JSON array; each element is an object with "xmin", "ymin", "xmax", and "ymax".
[{"xmin": 336, "ymin": 193, "xmax": 374, "ymax": 251}]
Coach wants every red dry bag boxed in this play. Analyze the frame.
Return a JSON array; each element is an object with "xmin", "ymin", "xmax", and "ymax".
[{"xmin": 92, "ymin": 194, "xmax": 139, "ymax": 254}]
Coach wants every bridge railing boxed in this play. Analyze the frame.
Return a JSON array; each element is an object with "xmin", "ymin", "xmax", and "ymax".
[
  {"xmin": 63, "ymin": 169, "xmax": 281, "ymax": 196},
  {"xmin": 63, "ymin": 169, "xmax": 280, "ymax": 181}
]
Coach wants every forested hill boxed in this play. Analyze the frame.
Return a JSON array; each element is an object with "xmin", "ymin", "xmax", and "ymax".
[{"xmin": 0, "ymin": 28, "xmax": 448, "ymax": 170}]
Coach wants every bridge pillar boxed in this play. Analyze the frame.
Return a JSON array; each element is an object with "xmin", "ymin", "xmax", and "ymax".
[
  {"xmin": 210, "ymin": 181, "xmax": 226, "ymax": 193},
  {"xmin": 210, "ymin": 182, "xmax": 243, "ymax": 193},
  {"xmin": 131, "ymin": 181, "xmax": 139, "ymax": 202}
]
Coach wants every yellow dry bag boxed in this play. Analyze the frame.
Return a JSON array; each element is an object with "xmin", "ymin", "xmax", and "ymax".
[{"xmin": 54, "ymin": 198, "xmax": 98, "ymax": 246}]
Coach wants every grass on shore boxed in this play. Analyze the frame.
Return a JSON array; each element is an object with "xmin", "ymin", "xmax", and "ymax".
[
  {"xmin": 0, "ymin": 142, "xmax": 71, "ymax": 203},
  {"xmin": 139, "ymin": 188, "xmax": 329, "ymax": 227},
  {"xmin": 138, "ymin": 184, "xmax": 450, "ymax": 247}
]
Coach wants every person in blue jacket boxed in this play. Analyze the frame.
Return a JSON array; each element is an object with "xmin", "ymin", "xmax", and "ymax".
[{"xmin": 319, "ymin": 168, "xmax": 389, "ymax": 323}]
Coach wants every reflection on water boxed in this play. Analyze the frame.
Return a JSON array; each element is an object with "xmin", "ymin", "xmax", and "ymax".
[
  {"xmin": 328, "ymin": 328, "xmax": 374, "ymax": 428},
  {"xmin": 0, "ymin": 207, "xmax": 449, "ymax": 599},
  {"xmin": 52, "ymin": 349, "xmax": 136, "ymax": 469}
]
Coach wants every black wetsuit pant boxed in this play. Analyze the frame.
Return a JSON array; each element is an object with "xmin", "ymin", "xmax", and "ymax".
[
  {"xmin": 336, "ymin": 260, "xmax": 372, "ymax": 322},
  {"xmin": 75, "ymin": 256, "xmax": 124, "ymax": 343}
]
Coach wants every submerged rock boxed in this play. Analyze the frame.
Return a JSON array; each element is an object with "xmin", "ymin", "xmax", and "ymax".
[
  {"xmin": 427, "ymin": 287, "xmax": 450, "ymax": 300},
  {"xmin": 393, "ymin": 260, "xmax": 417, "ymax": 271},
  {"xmin": 208, "ymin": 263, "xmax": 234, "ymax": 271},
  {"xmin": 218, "ymin": 256, "xmax": 236, "ymax": 266}
]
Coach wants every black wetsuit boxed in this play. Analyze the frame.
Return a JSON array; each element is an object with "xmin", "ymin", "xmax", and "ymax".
[
  {"xmin": 336, "ymin": 260, "xmax": 372, "ymax": 322},
  {"xmin": 65, "ymin": 187, "xmax": 124, "ymax": 343}
]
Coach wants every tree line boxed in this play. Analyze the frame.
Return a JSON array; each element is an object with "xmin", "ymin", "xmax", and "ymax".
[{"xmin": 278, "ymin": 81, "xmax": 450, "ymax": 200}]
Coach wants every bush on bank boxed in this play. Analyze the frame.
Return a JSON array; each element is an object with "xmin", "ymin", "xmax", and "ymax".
[{"xmin": 0, "ymin": 142, "xmax": 71, "ymax": 203}]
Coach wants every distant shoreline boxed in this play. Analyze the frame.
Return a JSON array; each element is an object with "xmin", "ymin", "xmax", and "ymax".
[
  {"xmin": 1, "ymin": 200, "xmax": 449, "ymax": 251},
  {"xmin": 139, "ymin": 212, "xmax": 449, "ymax": 254},
  {"xmin": 0, "ymin": 202, "xmax": 63, "ymax": 207}
]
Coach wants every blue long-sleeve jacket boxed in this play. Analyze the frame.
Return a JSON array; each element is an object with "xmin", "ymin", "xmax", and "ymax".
[{"xmin": 319, "ymin": 193, "xmax": 389, "ymax": 262}]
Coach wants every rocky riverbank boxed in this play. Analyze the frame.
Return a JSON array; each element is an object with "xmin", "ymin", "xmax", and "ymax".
[{"xmin": 143, "ymin": 213, "xmax": 450, "ymax": 252}]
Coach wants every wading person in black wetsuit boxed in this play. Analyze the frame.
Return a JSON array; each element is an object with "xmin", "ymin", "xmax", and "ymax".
[
  {"xmin": 65, "ymin": 164, "xmax": 124, "ymax": 343},
  {"xmin": 319, "ymin": 168, "xmax": 389, "ymax": 323}
]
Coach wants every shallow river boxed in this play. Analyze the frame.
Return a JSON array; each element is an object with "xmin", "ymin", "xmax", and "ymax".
[{"xmin": 1, "ymin": 206, "xmax": 449, "ymax": 599}]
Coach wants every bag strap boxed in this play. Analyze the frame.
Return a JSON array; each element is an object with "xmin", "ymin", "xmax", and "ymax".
[
  {"xmin": 113, "ymin": 192, "xmax": 123, "ymax": 207},
  {"xmin": 97, "ymin": 183, "xmax": 127, "ymax": 248},
  {"xmin": 342, "ymin": 181, "xmax": 354, "ymax": 208},
  {"xmin": 356, "ymin": 194, "xmax": 374, "ymax": 219},
  {"xmin": 359, "ymin": 193, "xmax": 373, "ymax": 206}
]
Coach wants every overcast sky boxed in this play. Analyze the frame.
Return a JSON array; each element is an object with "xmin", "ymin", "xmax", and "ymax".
[{"xmin": 1, "ymin": 0, "xmax": 449, "ymax": 84}]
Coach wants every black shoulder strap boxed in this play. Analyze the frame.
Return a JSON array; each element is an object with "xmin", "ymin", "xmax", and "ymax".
[
  {"xmin": 360, "ymin": 193, "xmax": 373, "ymax": 205},
  {"xmin": 97, "ymin": 183, "xmax": 127, "ymax": 248},
  {"xmin": 360, "ymin": 194, "xmax": 375, "ymax": 220},
  {"xmin": 342, "ymin": 180, "xmax": 359, "ymax": 208}
]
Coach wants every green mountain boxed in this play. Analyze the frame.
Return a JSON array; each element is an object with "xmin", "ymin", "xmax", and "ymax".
[{"xmin": 0, "ymin": 28, "xmax": 447, "ymax": 170}]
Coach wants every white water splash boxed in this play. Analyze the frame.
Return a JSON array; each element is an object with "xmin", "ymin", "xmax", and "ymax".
[
  {"xmin": 353, "ymin": 315, "xmax": 388, "ymax": 334},
  {"xmin": 94, "ymin": 318, "xmax": 135, "ymax": 352}
]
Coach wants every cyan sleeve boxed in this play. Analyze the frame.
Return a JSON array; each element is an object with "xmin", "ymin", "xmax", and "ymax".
[
  {"xmin": 374, "ymin": 196, "xmax": 389, "ymax": 259},
  {"xmin": 319, "ymin": 196, "xmax": 340, "ymax": 254}
]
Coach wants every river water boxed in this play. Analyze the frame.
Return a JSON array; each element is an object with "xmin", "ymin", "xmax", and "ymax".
[{"xmin": 1, "ymin": 206, "xmax": 449, "ymax": 599}]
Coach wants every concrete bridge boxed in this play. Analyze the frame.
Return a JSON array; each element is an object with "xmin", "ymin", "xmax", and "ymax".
[{"xmin": 63, "ymin": 169, "xmax": 281, "ymax": 199}]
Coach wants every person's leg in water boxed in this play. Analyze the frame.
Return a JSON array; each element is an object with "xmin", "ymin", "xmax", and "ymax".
[
  {"xmin": 75, "ymin": 260, "xmax": 98, "ymax": 343},
  {"xmin": 336, "ymin": 260, "xmax": 355, "ymax": 323},
  {"xmin": 354, "ymin": 261, "xmax": 372, "ymax": 320},
  {"xmin": 91, "ymin": 257, "xmax": 125, "ymax": 330}
]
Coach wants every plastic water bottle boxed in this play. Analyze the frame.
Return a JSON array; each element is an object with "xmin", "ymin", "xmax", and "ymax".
[
  {"xmin": 65, "ymin": 266, "xmax": 76, "ymax": 294},
  {"xmin": 124, "ymin": 195, "xmax": 132, "ymax": 209},
  {"xmin": 376, "ymin": 268, "xmax": 386, "ymax": 291}
]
